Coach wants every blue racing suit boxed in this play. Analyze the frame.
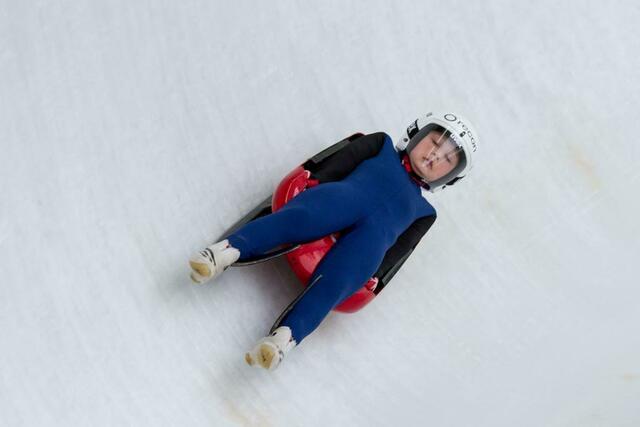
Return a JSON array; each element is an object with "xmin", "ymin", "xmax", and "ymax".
[{"xmin": 227, "ymin": 133, "xmax": 436, "ymax": 343}]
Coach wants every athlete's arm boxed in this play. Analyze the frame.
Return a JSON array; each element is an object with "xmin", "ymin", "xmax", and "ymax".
[
  {"xmin": 304, "ymin": 132, "xmax": 388, "ymax": 182},
  {"xmin": 372, "ymin": 214, "xmax": 437, "ymax": 294}
]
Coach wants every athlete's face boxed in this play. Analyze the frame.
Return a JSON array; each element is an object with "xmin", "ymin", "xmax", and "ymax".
[{"xmin": 409, "ymin": 130, "xmax": 461, "ymax": 183}]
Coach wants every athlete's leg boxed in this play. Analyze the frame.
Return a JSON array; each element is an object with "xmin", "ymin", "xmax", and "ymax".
[
  {"xmin": 271, "ymin": 222, "xmax": 390, "ymax": 344},
  {"xmin": 227, "ymin": 181, "xmax": 369, "ymax": 260}
]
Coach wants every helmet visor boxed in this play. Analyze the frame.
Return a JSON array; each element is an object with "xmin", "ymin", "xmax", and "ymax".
[{"xmin": 405, "ymin": 124, "xmax": 467, "ymax": 189}]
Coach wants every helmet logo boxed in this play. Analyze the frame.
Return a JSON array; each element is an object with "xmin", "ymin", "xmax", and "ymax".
[{"xmin": 445, "ymin": 113, "xmax": 477, "ymax": 153}]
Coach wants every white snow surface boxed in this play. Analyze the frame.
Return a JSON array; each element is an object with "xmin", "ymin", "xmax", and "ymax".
[{"xmin": 1, "ymin": 1, "xmax": 639, "ymax": 426}]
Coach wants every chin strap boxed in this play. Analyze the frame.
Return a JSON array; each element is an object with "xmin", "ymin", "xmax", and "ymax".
[{"xmin": 400, "ymin": 153, "xmax": 430, "ymax": 190}]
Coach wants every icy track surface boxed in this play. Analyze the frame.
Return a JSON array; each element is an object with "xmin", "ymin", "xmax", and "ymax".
[{"xmin": 1, "ymin": 1, "xmax": 639, "ymax": 426}]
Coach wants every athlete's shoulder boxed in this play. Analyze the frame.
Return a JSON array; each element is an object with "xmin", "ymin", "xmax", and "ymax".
[
  {"xmin": 362, "ymin": 132, "xmax": 395, "ymax": 152},
  {"xmin": 366, "ymin": 131, "xmax": 393, "ymax": 143},
  {"xmin": 352, "ymin": 132, "xmax": 393, "ymax": 156}
]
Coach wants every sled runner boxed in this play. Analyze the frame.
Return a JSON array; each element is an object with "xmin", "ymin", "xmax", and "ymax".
[{"xmin": 218, "ymin": 133, "xmax": 436, "ymax": 313}]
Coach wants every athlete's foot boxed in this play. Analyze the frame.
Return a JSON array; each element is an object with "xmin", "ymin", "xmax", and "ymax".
[
  {"xmin": 188, "ymin": 239, "xmax": 240, "ymax": 284},
  {"xmin": 245, "ymin": 326, "xmax": 296, "ymax": 370}
]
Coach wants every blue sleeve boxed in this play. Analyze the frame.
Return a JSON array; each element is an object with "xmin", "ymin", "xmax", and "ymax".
[{"xmin": 372, "ymin": 213, "xmax": 437, "ymax": 294}]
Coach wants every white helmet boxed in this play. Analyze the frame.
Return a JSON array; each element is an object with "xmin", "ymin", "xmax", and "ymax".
[{"xmin": 396, "ymin": 111, "xmax": 479, "ymax": 192}]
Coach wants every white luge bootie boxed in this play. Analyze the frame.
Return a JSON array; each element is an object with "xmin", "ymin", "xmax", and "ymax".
[
  {"xmin": 245, "ymin": 326, "xmax": 297, "ymax": 371},
  {"xmin": 189, "ymin": 239, "xmax": 241, "ymax": 284}
]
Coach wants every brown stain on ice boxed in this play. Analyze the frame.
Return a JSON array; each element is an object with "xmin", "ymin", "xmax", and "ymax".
[
  {"xmin": 622, "ymin": 373, "xmax": 639, "ymax": 382},
  {"xmin": 568, "ymin": 144, "xmax": 601, "ymax": 191},
  {"xmin": 225, "ymin": 400, "xmax": 273, "ymax": 427}
]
